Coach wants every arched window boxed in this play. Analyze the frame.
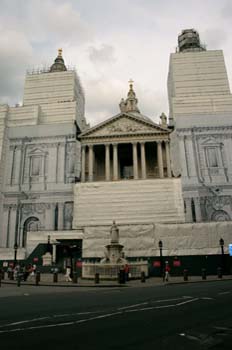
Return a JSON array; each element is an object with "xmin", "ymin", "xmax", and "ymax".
[{"xmin": 22, "ymin": 217, "xmax": 40, "ymax": 247}]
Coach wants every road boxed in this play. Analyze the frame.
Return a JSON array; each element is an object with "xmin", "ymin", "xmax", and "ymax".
[{"xmin": 0, "ymin": 280, "xmax": 232, "ymax": 349}]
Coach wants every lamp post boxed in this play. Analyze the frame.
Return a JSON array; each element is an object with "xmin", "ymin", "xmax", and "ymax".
[
  {"xmin": 219, "ymin": 238, "xmax": 224, "ymax": 255},
  {"xmin": 219, "ymin": 238, "xmax": 225, "ymax": 273},
  {"xmin": 14, "ymin": 242, "xmax": 18, "ymax": 266},
  {"xmin": 158, "ymin": 240, "xmax": 163, "ymax": 277}
]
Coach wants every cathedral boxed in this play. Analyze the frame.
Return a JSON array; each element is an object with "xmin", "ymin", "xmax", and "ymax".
[{"xmin": 0, "ymin": 29, "xmax": 232, "ymax": 273}]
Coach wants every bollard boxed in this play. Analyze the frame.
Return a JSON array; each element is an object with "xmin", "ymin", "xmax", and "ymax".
[
  {"xmin": 141, "ymin": 271, "xmax": 146, "ymax": 283},
  {"xmin": 183, "ymin": 269, "xmax": 188, "ymax": 281},
  {"xmin": 35, "ymin": 272, "xmax": 40, "ymax": 286},
  {"xmin": 53, "ymin": 272, "xmax": 58, "ymax": 283},
  {"xmin": 201, "ymin": 268, "xmax": 207, "ymax": 280},
  {"xmin": 72, "ymin": 272, "xmax": 78, "ymax": 284},
  {"xmin": 217, "ymin": 267, "xmax": 222, "ymax": 279},
  {"xmin": 1, "ymin": 270, "xmax": 4, "ymax": 280},
  {"xmin": 94, "ymin": 273, "xmax": 100, "ymax": 284}
]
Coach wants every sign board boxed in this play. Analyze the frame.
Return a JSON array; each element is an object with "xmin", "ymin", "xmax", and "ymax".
[
  {"xmin": 173, "ymin": 260, "xmax": 181, "ymax": 267},
  {"xmin": 153, "ymin": 261, "xmax": 161, "ymax": 267},
  {"xmin": 3, "ymin": 261, "xmax": 8, "ymax": 267},
  {"xmin": 33, "ymin": 257, "xmax": 39, "ymax": 262},
  {"xmin": 76, "ymin": 261, "xmax": 82, "ymax": 268},
  {"xmin": 229, "ymin": 244, "xmax": 232, "ymax": 256}
]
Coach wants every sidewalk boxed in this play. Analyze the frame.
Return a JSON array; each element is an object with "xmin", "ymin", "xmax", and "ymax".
[{"xmin": 1, "ymin": 274, "xmax": 232, "ymax": 288}]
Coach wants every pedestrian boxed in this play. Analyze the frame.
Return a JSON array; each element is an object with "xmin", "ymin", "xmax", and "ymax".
[
  {"xmin": 65, "ymin": 266, "xmax": 72, "ymax": 282},
  {"xmin": 124, "ymin": 264, "xmax": 130, "ymax": 281},
  {"xmin": 28, "ymin": 264, "xmax": 35, "ymax": 280},
  {"xmin": 164, "ymin": 261, "xmax": 170, "ymax": 282}
]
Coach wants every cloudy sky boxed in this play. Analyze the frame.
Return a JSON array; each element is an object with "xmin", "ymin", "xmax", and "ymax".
[{"xmin": 1, "ymin": 0, "xmax": 232, "ymax": 125}]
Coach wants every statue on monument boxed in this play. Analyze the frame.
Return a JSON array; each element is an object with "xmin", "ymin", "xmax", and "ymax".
[{"xmin": 110, "ymin": 220, "xmax": 119, "ymax": 243}]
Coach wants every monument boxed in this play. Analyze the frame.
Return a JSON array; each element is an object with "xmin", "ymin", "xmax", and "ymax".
[{"xmin": 82, "ymin": 221, "xmax": 148, "ymax": 279}]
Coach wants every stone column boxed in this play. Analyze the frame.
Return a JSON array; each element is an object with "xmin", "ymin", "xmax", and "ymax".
[
  {"xmin": 105, "ymin": 144, "xmax": 110, "ymax": 181},
  {"xmin": 193, "ymin": 197, "xmax": 202, "ymax": 222},
  {"xmin": 157, "ymin": 141, "xmax": 164, "ymax": 178},
  {"xmin": 185, "ymin": 198, "xmax": 193, "ymax": 223},
  {"xmin": 81, "ymin": 145, "xmax": 86, "ymax": 182},
  {"xmin": 58, "ymin": 203, "xmax": 64, "ymax": 230},
  {"xmin": 132, "ymin": 142, "xmax": 138, "ymax": 180},
  {"xmin": 140, "ymin": 142, "xmax": 146, "ymax": 179},
  {"xmin": 88, "ymin": 145, "xmax": 94, "ymax": 182},
  {"xmin": 45, "ymin": 204, "xmax": 56, "ymax": 230},
  {"xmin": 165, "ymin": 140, "xmax": 172, "ymax": 178},
  {"xmin": 52, "ymin": 244, "xmax": 57, "ymax": 264},
  {"xmin": 113, "ymin": 143, "xmax": 118, "ymax": 180}
]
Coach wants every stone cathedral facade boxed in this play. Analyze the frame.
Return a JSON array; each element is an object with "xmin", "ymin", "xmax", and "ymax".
[{"xmin": 1, "ymin": 30, "xmax": 232, "ymax": 265}]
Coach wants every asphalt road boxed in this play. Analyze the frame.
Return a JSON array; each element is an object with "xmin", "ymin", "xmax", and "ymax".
[{"xmin": 0, "ymin": 281, "xmax": 232, "ymax": 350}]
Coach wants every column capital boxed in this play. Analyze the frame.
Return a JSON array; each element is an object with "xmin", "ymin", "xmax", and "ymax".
[
  {"xmin": 88, "ymin": 144, "xmax": 93, "ymax": 149},
  {"xmin": 140, "ymin": 141, "xmax": 145, "ymax": 145},
  {"xmin": 156, "ymin": 140, "xmax": 162, "ymax": 144},
  {"xmin": 164, "ymin": 140, "xmax": 170, "ymax": 144}
]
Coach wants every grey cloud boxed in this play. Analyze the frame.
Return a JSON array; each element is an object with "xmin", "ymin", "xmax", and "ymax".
[
  {"xmin": 88, "ymin": 45, "xmax": 116, "ymax": 65},
  {"xmin": 221, "ymin": 1, "xmax": 232, "ymax": 19},
  {"xmin": 202, "ymin": 28, "xmax": 227, "ymax": 49},
  {"xmin": 0, "ymin": 30, "xmax": 33, "ymax": 105},
  {"xmin": 25, "ymin": 1, "xmax": 93, "ymax": 44}
]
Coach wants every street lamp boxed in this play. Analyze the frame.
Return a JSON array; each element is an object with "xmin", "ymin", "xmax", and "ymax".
[
  {"xmin": 158, "ymin": 240, "xmax": 163, "ymax": 277},
  {"xmin": 219, "ymin": 238, "xmax": 224, "ymax": 255},
  {"xmin": 219, "ymin": 238, "xmax": 225, "ymax": 273},
  {"xmin": 14, "ymin": 242, "xmax": 18, "ymax": 266}
]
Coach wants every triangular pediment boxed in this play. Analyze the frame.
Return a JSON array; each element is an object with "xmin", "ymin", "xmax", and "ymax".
[
  {"xmin": 28, "ymin": 148, "xmax": 45, "ymax": 156},
  {"xmin": 80, "ymin": 113, "xmax": 169, "ymax": 138},
  {"xmin": 201, "ymin": 137, "xmax": 219, "ymax": 146}
]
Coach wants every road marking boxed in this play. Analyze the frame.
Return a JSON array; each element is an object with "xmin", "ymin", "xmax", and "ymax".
[
  {"xmin": 154, "ymin": 296, "xmax": 192, "ymax": 303},
  {"xmin": 176, "ymin": 298, "xmax": 199, "ymax": 306},
  {"xmin": 0, "ymin": 317, "xmax": 50, "ymax": 328},
  {"xmin": 178, "ymin": 333, "xmax": 201, "ymax": 342},
  {"xmin": 118, "ymin": 302, "xmax": 148, "ymax": 310},
  {"xmin": 0, "ymin": 297, "xmax": 208, "ymax": 333},
  {"xmin": 0, "ymin": 311, "xmax": 124, "ymax": 334},
  {"xmin": 213, "ymin": 326, "xmax": 232, "ymax": 331},
  {"xmin": 0, "ymin": 311, "xmax": 102, "ymax": 328},
  {"xmin": 201, "ymin": 297, "xmax": 214, "ymax": 300},
  {"xmin": 218, "ymin": 291, "xmax": 231, "ymax": 295}
]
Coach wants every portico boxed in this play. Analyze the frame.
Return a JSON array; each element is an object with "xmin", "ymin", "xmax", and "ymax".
[
  {"xmin": 80, "ymin": 82, "xmax": 171, "ymax": 182},
  {"xmin": 81, "ymin": 139, "xmax": 171, "ymax": 182}
]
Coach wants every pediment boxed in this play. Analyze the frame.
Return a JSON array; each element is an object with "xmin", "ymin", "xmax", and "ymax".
[
  {"xmin": 201, "ymin": 137, "xmax": 219, "ymax": 146},
  {"xmin": 28, "ymin": 148, "xmax": 46, "ymax": 156},
  {"xmin": 81, "ymin": 113, "xmax": 169, "ymax": 138}
]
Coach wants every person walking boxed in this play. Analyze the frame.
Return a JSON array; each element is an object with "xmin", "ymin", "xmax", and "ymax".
[
  {"xmin": 65, "ymin": 266, "xmax": 72, "ymax": 282},
  {"xmin": 164, "ymin": 261, "xmax": 170, "ymax": 282}
]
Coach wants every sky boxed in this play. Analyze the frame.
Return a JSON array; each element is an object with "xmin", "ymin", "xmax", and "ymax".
[{"xmin": 1, "ymin": 0, "xmax": 232, "ymax": 125}]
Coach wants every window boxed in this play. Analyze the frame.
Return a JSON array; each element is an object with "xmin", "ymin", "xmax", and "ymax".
[
  {"xmin": 206, "ymin": 147, "xmax": 218, "ymax": 168},
  {"xmin": 31, "ymin": 156, "xmax": 42, "ymax": 176}
]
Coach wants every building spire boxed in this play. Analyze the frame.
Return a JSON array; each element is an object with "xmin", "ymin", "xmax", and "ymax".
[
  {"xmin": 119, "ymin": 79, "xmax": 140, "ymax": 113},
  {"xmin": 50, "ymin": 48, "xmax": 67, "ymax": 72}
]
